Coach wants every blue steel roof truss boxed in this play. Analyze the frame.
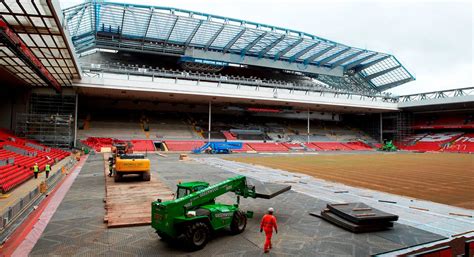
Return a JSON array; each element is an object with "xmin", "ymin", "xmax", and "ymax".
[{"xmin": 63, "ymin": 1, "xmax": 414, "ymax": 93}]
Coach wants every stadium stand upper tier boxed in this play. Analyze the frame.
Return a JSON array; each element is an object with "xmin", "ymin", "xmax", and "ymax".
[
  {"xmin": 0, "ymin": 130, "xmax": 70, "ymax": 193},
  {"xmin": 62, "ymin": 1, "xmax": 414, "ymax": 96},
  {"xmin": 412, "ymin": 113, "xmax": 474, "ymax": 129}
]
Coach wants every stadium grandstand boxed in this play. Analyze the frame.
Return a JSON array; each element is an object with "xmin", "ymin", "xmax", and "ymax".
[{"xmin": 0, "ymin": 0, "xmax": 473, "ymax": 256}]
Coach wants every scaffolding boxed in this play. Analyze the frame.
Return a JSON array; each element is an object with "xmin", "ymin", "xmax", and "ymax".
[
  {"xmin": 394, "ymin": 112, "xmax": 413, "ymax": 143},
  {"xmin": 15, "ymin": 113, "xmax": 74, "ymax": 149},
  {"xmin": 13, "ymin": 93, "xmax": 76, "ymax": 149},
  {"xmin": 29, "ymin": 93, "xmax": 75, "ymax": 115},
  {"xmin": 381, "ymin": 112, "xmax": 413, "ymax": 143}
]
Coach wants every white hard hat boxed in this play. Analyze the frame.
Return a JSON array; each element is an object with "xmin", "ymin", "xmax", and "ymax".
[{"xmin": 268, "ymin": 207, "xmax": 274, "ymax": 213}]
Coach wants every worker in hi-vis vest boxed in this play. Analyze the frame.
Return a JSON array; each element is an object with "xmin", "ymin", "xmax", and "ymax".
[
  {"xmin": 45, "ymin": 163, "xmax": 51, "ymax": 179},
  {"xmin": 33, "ymin": 163, "xmax": 39, "ymax": 179}
]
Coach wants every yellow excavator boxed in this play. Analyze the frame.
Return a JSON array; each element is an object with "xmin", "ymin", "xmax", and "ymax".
[{"xmin": 111, "ymin": 143, "xmax": 151, "ymax": 182}]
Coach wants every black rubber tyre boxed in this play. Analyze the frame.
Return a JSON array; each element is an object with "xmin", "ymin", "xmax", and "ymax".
[
  {"xmin": 114, "ymin": 173, "xmax": 122, "ymax": 182},
  {"xmin": 230, "ymin": 211, "xmax": 247, "ymax": 234},
  {"xmin": 142, "ymin": 171, "xmax": 151, "ymax": 181},
  {"xmin": 184, "ymin": 222, "xmax": 210, "ymax": 251},
  {"xmin": 157, "ymin": 231, "xmax": 171, "ymax": 241}
]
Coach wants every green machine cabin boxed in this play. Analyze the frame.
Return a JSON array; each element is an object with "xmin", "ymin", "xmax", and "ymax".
[{"xmin": 151, "ymin": 175, "xmax": 257, "ymax": 250}]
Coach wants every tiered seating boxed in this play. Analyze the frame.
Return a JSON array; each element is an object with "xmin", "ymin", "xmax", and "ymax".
[
  {"xmin": 246, "ymin": 143, "xmax": 289, "ymax": 152},
  {"xmin": 304, "ymin": 143, "xmax": 322, "ymax": 151},
  {"xmin": 281, "ymin": 142, "xmax": 305, "ymax": 151},
  {"xmin": 0, "ymin": 130, "xmax": 70, "ymax": 193},
  {"xmin": 344, "ymin": 141, "xmax": 373, "ymax": 150},
  {"xmin": 164, "ymin": 140, "xmax": 205, "ymax": 151},
  {"xmin": 413, "ymin": 114, "xmax": 474, "ymax": 129},
  {"xmin": 81, "ymin": 137, "xmax": 116, "ymax": 152},
  {"xmin": 130, "ymin": 140, "xmax": 155, "ymax": 151},
  {"xmin": 401, "ymin": 132, "xmax": 463, "ymax": 151},
  {"xmin": 313, "ymin": 142, "xmax": 352, "ymax": 151},
  {"xmin": 232, "ymin": 143, "xmax": 255, "ymax": 152},
  {"xmin": 222, "ymin": 131, "xmax": 237, "ymax": 140},
  {"xmin": 444, "ymin": 133, "xmax": 474, "ymax": 153},
  {"xmin": 0, "ymin": 165, "xmax": 32, "ymax": 193}
]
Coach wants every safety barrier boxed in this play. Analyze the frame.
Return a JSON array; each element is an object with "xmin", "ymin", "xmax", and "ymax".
[{"xmin": 0, "ymin": 157, "xmax": 76, "ymax": 238}]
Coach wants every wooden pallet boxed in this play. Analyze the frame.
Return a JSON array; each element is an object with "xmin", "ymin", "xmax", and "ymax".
[{"xmin": 103, "ymin": 154, "xmax": 174, "ymax": 228}]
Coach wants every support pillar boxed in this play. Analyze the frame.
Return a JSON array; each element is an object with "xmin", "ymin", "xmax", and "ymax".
[
  {"xmin": 380, "ymin": 113, "xmax": 383, "ymax": 143},
  {"xmin": 307, "ymin": 109, "xmax": 310, "ymax": 144},
  {"xmin": 73, "ymin": 94, "xmax": 78, "ymax": 148},
  {"xmin": 208, "ymin": 101, "xmax": 212, "ymax": 142}
]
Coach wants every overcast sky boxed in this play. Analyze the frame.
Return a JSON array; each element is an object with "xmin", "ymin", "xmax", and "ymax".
[{"xmin": 61, "ymin": 0, "xmax": 472, "ymax": 95}]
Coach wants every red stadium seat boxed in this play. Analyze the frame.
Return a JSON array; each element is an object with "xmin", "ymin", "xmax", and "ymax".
[
  {"xmin": 164, "ymin": 140, "xmax": 206, "ymax": 151},
  {"xmin": 246, "ymin": 143, "xmax": 289, "ymax": 152}
]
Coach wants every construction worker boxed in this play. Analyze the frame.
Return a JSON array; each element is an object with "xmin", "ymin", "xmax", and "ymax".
[
  {"xmin": 108, "ymin": 158, "xmax": 113, "ymax": 177},
  {"xmin": 45, "ymin": 163, "xmax": 51, "ymax": 179},
  {"xmin": 33, "ymin": 163, "xmax": 39, "ymax": 179},
  {"xmin": 260, "ymin": 207, "xmax": 278, "ymax": 253}
]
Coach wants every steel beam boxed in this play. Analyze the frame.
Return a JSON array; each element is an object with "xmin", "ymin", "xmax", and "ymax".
[
  {"xmin": 330, "ymin": 51, "xmax": 363, "ymax": 68},
  {"xmin": 353, "ymin": 55, "xmax": 390, "ymax": 73},
  {"xmin": 186, "ymin": 48, "xmax": 343, "ymax": 77},
  {"xmin": 141, "ymin": 8, "xmax": 154, "ymax": 43},
  {"xmin": 164, "ymin": 16, "xmax": 179, "ymax": 44},
  {"xmin": 0, "ymin": 19, "xmax": 61, "ymax": 91},
  {"xmin": 184, "ymin": 20, "xmax": 203, "ymax": 47},
  {"xmin": 377, "ymin": 78, "xmax": 413, "ymax": 91},
  {"xmin": 303, "ymin": 45, "xmax": 335, "ymax": 65},
  {"xmin": 73, "ymin": 4, "xmax": 87, "ymax": 37},
  {"xmin": 274, "ymin": 38, "xmax": 303, "ymax": 60},
  {"xmin": 223, "ymin": 28, "xmax": 246, "ymax": 53},
  {"xmin": 241, "ymin": 32, "xmax": 267, "ymax": 56},
  {"xmin": 119, "ymin": 7, "xmax": 126, "ymax": 38},
  {"xmin": 289, "ymin": 42, "xmax": 320, "ymax": 62},
  {"xmin": 317, "ymin": 47, "xmax": 350, "ymax": 66},
  {"xmin": 204, "ymin": 24, "xmax": 225, "ymax": 50},
  {"xmin": 258, "ymin": 34, "xmax": 285, "ymax": 58},
  {"xmin": 364, "ymin": 65, "xmax": 401, "ymax": 80},
  {"xmin": 344, "ymin": 52, "xmax": 378, "ymax": 71}
]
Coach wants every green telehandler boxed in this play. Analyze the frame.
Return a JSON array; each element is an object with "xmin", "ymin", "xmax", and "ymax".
[
  {"xmin": 380, "ymin": 140, "xmax": 397, "ymax": 151},
  {"xmin": 151, "ymin": 175, "xmax": 289, "ymax": 250}
]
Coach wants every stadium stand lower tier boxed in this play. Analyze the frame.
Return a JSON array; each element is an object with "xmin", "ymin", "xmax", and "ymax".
[
  {"xmin": 246, "ymin": 142, "xmax": 290, "ymax": 152},
  {"xmin": 80, "ymin": 137, "xmax": 377, "ymax": 153},
  {"xmin": 0, "ymin": 130, "xmax": 70, "ymax": 193},
  {"xmin": 312, "ymin": 142, "xmax": 352, "ymax": 151},
  {"xmin": 164, "ymin": 140, "xmax": 206, "ymax": 151},
  {"xmin": 398, "ymin": 132, "xmax": 466, "ymax": 152},
  {"xmin": 443, "ymin": 133, "xmax": 474, "ymax": 153}
]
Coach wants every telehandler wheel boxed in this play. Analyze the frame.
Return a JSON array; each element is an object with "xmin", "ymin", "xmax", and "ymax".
[
  {"xmin": 114, "ymin": 173, "xmax": 122, "ymax": 182},
  {"xmin": 157, "ymin": 231, "xmax": 171, "ymax": 241},
  {"xmin": 142, "ymin": 171, "xmax": 151, "ymax": 181},
  {"xmin": 230, "ymin": 211, "xmax": 247, "ymax": 234},
  {"xmin": 184, "ymin": 222, "xmax": 210, "ymax": 250}
]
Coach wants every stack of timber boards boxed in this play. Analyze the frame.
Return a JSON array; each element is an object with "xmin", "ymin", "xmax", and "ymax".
[
  {"xmin": 103, "ymin": 155, "xmax": 174, "ymax": 227},
  {"xmin": 310, "ymin": 202, "xmax": 399, "ymax": 233}
]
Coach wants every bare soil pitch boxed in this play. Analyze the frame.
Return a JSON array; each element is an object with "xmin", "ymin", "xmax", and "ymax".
[{"xmin": 228, "ymin": 153, "xmax": 474, "ymax": 210}]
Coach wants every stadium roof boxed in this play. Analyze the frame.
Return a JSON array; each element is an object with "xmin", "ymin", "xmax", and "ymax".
[
  {"xmin": 0, "ymin": 0, "xmax": 81, "ymax": 91},
  {"xmin": 63, "ymin": 1, "xmax": 415, "ymax": 94}
]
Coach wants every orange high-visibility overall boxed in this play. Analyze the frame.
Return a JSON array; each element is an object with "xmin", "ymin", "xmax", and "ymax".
[{"xmin": 260, "ymin": 214, "xmax": 278, "ymax": 251}]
